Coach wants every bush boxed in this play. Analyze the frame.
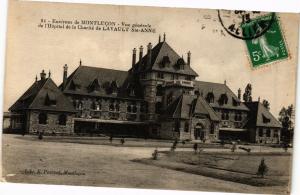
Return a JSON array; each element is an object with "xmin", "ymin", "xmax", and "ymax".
[{"xmin": 257, "ymin": 158, "xmax": 268, "ymax": 178}]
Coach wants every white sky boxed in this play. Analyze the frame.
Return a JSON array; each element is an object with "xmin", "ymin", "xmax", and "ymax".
[{"xmin": 4, "ymin": 0, "xmax": 299, "ymax": 118}]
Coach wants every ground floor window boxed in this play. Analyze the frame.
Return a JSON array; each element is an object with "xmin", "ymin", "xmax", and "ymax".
[
  {"xmin": 58, "ymin": 114, "xmax": 67, "ymax": 126},
  {"xmin": 274, "ymin": 130, "xmax": 279, "ymax": 138},
  {"xmin": 266, "ymin": 129, "xmax": 271, "ymax": 137},
  {"xmin": 210, "ymin": 122, "xmax": 215, "ymax": 134},
  {"xmin": 38, "ymin": 113, "xmax": 47, "ymax": 124},
  {"xmin": 258, "ymin": 128, "xmax": 263, "ymax": 137}
]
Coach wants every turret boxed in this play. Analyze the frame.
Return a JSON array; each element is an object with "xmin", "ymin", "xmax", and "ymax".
[
  {"xmin": 40, "ymin": 70, "xmax": 46, "ymax": 80},
  {"xmin": 147, "ymin": 42, "xmax": 152, "ymax": 66},
  {"xmin": 132, "ymin": 48, "xmax": 136, "ymax": 67},
  {"xmin": 63, "ymin": 64, "xmax": 68, "ymax": 90},
  {"xmin": 187, "ymin": 51, "xmax": 191, "ymax": 66},
  {"xmin": 238, "ymin": 88, "xmax": 241, "ymax": 100}
]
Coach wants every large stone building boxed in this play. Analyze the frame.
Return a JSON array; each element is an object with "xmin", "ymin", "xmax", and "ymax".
[{"xmin": 9, "ymin": 34, "xmax": 282, "ymax": 143}]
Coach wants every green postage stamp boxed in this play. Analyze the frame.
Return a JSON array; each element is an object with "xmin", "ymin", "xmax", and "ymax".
[{"xmin": 241, "ymin": 14, "xmax": 288, "ymax": 68}]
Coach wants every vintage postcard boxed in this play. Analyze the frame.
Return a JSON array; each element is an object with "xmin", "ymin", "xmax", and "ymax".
[{"xmin": 1, "ymin": 0, "xmax": 299, "ymax": 194}]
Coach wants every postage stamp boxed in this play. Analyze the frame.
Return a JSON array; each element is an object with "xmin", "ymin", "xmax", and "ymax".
[
  {"xmin": 242, "ymin": 14, "xmax": 288, "ymax": 68},
  {"xmin": 218, "ymin": 11, "xmax": 288, "ymax": 68}
]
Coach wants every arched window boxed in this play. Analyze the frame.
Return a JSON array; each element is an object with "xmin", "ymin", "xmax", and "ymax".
[
  {"xmin": 38, "ymin": 113, "xmax": 47, "ymax": 124},
  {"xmin": 58, "ymin": 114, "xmax": 67, "ymax": 126},
  {"xmin": 206, "ymin": 92, "xmax": 215, "ymax": 103}
]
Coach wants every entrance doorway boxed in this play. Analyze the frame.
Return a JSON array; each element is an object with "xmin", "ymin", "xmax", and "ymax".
[{"xmin": 194, "ymin": 123, "xmax": 205, "ymax": 140}]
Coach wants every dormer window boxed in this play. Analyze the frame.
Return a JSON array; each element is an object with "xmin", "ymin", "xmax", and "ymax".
[
  {"xmin": 206, "ymin": 92, "xmax": 214, "ymax": 103},
  {"xmin": 110, "ymin": 81, "xmax": 119, "ymax": 94},
  {"xmin": 262, "ymin": 114, "xmax": 271, "ymax": 123},
  {"xmin": 88, "ymin": 79, "xmax": 101, "ymax": 93},
  {"xmin": 219, "ymin": 93, "xmax": 228, "ymax": 105},
  {"xmin": 232, "ymin": 97, "xmax": 240, "ymax": 106},
  {"xmin": 160, "ymin": 56, "xmax": 171, "ymax": 68},
  {"xmin": 45, "ymin": 92, "xmax": 56, "ymax": 106},
  {"xmin": 69, "ymin": 80, "xmax": 80, "ymax": 91},
  {"xmin": 176, "ymin": 58, "xmax": 185, "ymax": 70}
]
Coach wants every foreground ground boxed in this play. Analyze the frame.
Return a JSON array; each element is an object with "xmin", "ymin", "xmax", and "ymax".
[{"xmin": 2, "ymin": 134, "xmax": 292, "ymax": 194}]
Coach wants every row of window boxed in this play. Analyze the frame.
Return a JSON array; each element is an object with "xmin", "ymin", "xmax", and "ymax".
[
  {"xmin": 221, "ymin": 111, "xmax": 243, "ymax": 121},
  {"xmin": 74, "ymin": 100, "xmax": 148, "ymax": 113},
  {"xmin": 38, "ymin": 113, "xmax": 67, "ymax": 126},
  {"xmin": 258, "ymin": 128, "xmax": 278, "ymax": 138}
]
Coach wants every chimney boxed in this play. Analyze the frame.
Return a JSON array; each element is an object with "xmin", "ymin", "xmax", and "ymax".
[
  {"xmin": 35, "ymin": 75, "xmax": 38, "ymax": 82},
  {"xmin": 48, "ymin": 70, "xmax": 51, "ymax": 78},
  {"xmin": 224, "ymin": 80, "xmax": 227, "ymax": 85},
  {"xmin": 40, "ymin": 70, "xmax": 46, "ymax": 80},
  {"xmin": 132, "ymin": 48, "xmax": 136, "ymax": 67},
  {"xmin": 139, "ymin": 45, "xmax": 143, "ymax": 62},
  {"xmin": 187, "ymin": 51, "xmax": 191, "ymax": 66},
  {"xmin": 163, "ymin": 33, "xmax": 166, "ymax": 42},
  {"xmin": 63, "ymin": 64, "xmax": 68, "ymax": 89},
  {"xmin": 238, "ymin": 88, "xmax": 241, "ymax": 100},
  {"xmin": 159, "ymin": 34, "xmax": 161, "ymax": 43},
  {"xmin": 79, "ymin": 59, "xmax": 82, "ymax": 66},
  {"xmin": 147, "ymin": 42, "xmax": 152, "ymax": 66},
  {"xmin": 258, "ymin": 96, "xmax": 260, "ymax": 102}
]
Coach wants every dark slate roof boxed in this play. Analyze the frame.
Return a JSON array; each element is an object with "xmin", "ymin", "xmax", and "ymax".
[
  {"xmin": 10, "ymin": 78, "xmax": 76, "ymax": 112},
  {"xmin": 245, "ymin": 102, "xmax": 281, "ymax": 128},
  {"xmin": 164, "ymin": 94, "xmax": 220, "ymax": 121},
  {"xmin": 62, "ymin": 65, "xmax": 137, "ymax": 99},
  {"xmin": 194, "ymin": 81, "xmax": 249, "ymax": 111},
  {"xmin": 132, "ymin": 41, "xmax": 198, "ymax": 76},
  {"xmin": 192, "ymin": 96, "xmax": 220, "ymax": 121}
]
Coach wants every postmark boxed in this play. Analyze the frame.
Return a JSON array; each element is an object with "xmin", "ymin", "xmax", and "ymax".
[
  {"xmin": 218, "ymin": 10, "xmax": 275, "ymax": 40},
  {"xmin": 218, "ymin": 10, "xmax": 288, "ymax": 68}
]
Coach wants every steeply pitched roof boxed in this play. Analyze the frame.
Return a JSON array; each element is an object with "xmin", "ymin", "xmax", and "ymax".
[
  {"xmin": 164, "ymin": 94, "xmax": 220, "ymax": 121},
  {"xmin": 9, "ymin": 79, "xmax": 48, "ymax": 111},
  {"xmin": 194, "ymin": 81, "xmax": 249, "ymax": 111},
  {"xmin": 245, "ymin": 102, "xmax": 281, "ymax": 128},
  {"xmin": 192, "ymin": 96, "xmax": 220, "ymax": 121},
  {"xmin": 10, "ymin": 78, "xmax": 76, "ymax": 112},
  {"xmin": 62, "ymin": 65, "xmax": 134, "ymax": 98},
  {"xmin": 132, "ymin": 41, "xmax": 198, "ymax": 76}
]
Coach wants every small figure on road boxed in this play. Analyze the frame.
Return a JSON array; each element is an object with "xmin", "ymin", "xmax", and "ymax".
[
  {"xmin": 231, "ymin": 141, "xmax": 237, "ymax": 152},
  {"xmin": 193, "ymin": 143, "xmax": 198, "ymax": 154},
  {"xmin": 120, "ymin": 137, "xmax": 125, "ymax": 145},
  {"xmin": 152, "ymin": 148, "xmax": 159, "ymax": 160},
  {"xmin": 109, "ymin": 135, "xmax": 113, "ymax": 143}
]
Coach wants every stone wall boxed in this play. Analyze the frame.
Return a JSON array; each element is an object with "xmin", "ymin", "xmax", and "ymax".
[
  {"xmin": 159, "ymin": 120, "xmax": 179, "ymax": 140},
  {"xmin": 191, "ymin": 116, "xmax": 219, "ymax": 142},
  {"xmin": 28, "ymin": 111, "xmax": 74, "ymax": 135}
]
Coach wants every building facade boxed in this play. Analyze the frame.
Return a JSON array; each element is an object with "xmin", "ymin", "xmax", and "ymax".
[{"xmin": 8, "ymin": 35, "xmax": 282, "ymax": 143}]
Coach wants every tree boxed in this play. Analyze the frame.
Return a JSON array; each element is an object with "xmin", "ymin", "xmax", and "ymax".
[
  {"xmin": 278, "ymin": 104, "xmax": 294, "ymax": 143},
  {"xmin": 262, "ymin": 99, "xmax": 270, "ymax": 110},
  {"xmin": 243, "ymin": 84, "xmax": 252, "ymax": 102},
  {"xmin": 257, "ymin": 158, "xmax": 268, "ymax": 178}
]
